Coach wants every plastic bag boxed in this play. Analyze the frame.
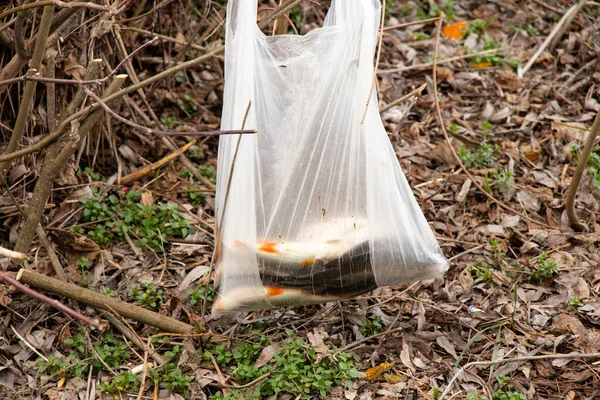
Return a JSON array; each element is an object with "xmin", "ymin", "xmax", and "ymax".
[{"xmin": 212, "ymin": 0, "xmax": 448, "ymax": 314}]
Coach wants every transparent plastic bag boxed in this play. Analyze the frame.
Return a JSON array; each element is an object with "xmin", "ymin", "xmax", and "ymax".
[{"xmin": 212, "ymin": 0, "xmax": 448, "ymax": 313}]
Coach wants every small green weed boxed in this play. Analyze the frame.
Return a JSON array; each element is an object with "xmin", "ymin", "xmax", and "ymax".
[
  {"xmin": 93, "ymin": 334, "xmax": 130, "ymax": 370},
  {"xmin": 199, "ymin": 165, "xmax": 216, "ymax": 183},
  {"xmin": 161, "ymin": 115, "xmax": 177, "ymax": 130},
  {"xmin": 458, "ymin": 143, "xmax": 501, "ymax": 168},
  {"xmin": 163, "ymin": 366, "xmax": 193, "ymax": 396},
  {"xmin": 416, "ymin": 0, "xmax": 457, "ymax": 21},
  {"xmin": 80, "ymin": 189, "xmax": 190, "ymax": 250},
  {"xmin": 469, "ymin": 260, "xmax": 492, "ymax": 283},
  {"xmin": 492, "ymin": 375, "xmax": 527, "ymax": 400},
  {"xmin": 359, "ymin": 315, "xmax": 384, "ymax": 336},
  {"xmin": 528, "ymin": 252, "xmax": 557, "ymax": 281},
  {"xmin": 37, "ymin": 355, "xmax": 69, "ymax": 376},
  {"xmin": 492, "ymin": 169, "xmax": 515, "ymax": 192},
  {"xmin": 189, "ymin": 285, "xmax": 214, "ymax": 306},
  {"xmin": 129, "ymin": 283, "xmax": 166, "ymax": 309},
  {"xmin": 181, "ymin": 185, "xmax": 206, "ymax": 207},
  {"xmin": 567, "ymin": 296, "xmax": 584, "ymax": 310},
  {"xmin": 207, "ymin": 335, "xmax": 359, "ymax": 399}
]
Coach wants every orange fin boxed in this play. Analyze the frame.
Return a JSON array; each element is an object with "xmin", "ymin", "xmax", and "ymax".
[
  {"xmin": 266, "ymin": 287, "xmax": 284, "ymax": 297},
  {"xmin": 301, "ymin": 257, "xmax": 315, "ymax": 267},
  {"xmin": 258, "ymin": 242, "xmax": 278, "ymax": 254}
]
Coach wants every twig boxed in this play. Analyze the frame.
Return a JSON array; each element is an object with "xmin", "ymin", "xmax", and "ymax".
[
  {"xmin": 84, "ymin": 86, "xmax": 256, "ymax": 138},
  {"xmin": 14, "ymin": 76, "xmax": 128, "ymax": 254},
  {"xmin": 380, "ymin": 83, "xmax": 427, "ymax": 113},
  {"xmin": 565, "ymin": 107, "xmax": 600, "ymax": 231},
  {"xmin": 0, "ymin": 246, "xmax": 29, "ymax": 260},
  {"xmin": 257, "ymin": 0, "xmax": 303, "ymax": 30},
  {"xmin": 438, "ymin": 352, "xmax": 600, "ymax": 400},
  {"xmin": 360, "ymin": 0, "xmax": 386, "ymax": 124},
  {"xmin": 11, "ymin": 326, "xmax": 48, "ymax": 361},
  {"xmin": 0, "ymin": 0, "xmax": 113, "ymax": 20},
  {"xmin": 1, "ymin": 272, "xmax": 101, "ymax": 329},
  {"xmin": 378, "ymin": 48, "xmax": 502, "ymax": 74},
  {"xmin": 272, "ymin": 0, "xmax": 290, "ymax": 35},
  {"xmin": 102, "ymin": 311, "xmax": 165, "ymax": 365},
  {"xmin": 200, "ymin": 102, "xmax": 253, "ymax": 322},
  {"xmin": 119, "ymin": 139, "xmax": 196, "ymax": 185},
  {"xmin": 430, "ymin": 14, "xmax": 552, "ymax": 229},
  {"xmin": 520, "ymin": 2, "xmax": 581, "ymax": 76},
  {"xmin": 549, "ymin": 0, "xmax": 588, "ymax": 51},
  {"xmin": 0, "ymin": 37, "xmax": 158, "ymax": 88},
  {"xmin": 382, "ymin": 16, "xmax": 440, "ymax": 31},
  {"xmin": 0, "ymin": 5, "xmax": 55, "ymax": 178},
  {"xmin": 16, "ymin": 269, "xmax": 194, "ymax": 334}
]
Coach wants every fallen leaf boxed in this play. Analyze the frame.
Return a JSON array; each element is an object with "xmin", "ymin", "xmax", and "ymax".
[
  {"xmin": 443, "ymin": 21, "xmax": 467, "ymax": 39},
  {"xmin": 253, "ymin": 343, "xmax": 280, "ymax": 368}
]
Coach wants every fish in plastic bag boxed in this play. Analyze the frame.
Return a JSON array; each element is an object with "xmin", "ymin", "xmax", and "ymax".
[{"xmin": 212, "ymin": 0, "xmax": 449, "ymax": 313}]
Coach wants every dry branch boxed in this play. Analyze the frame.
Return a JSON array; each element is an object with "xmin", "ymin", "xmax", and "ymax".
[
  {"xmin": 1, "ymin": 271, "xmax": 101, "ymax": 329},
  {"xmin": 17, "ymin": 269, "xmax": 194, "ymax": 334},
  {"xmin": 0, "ymin": 5, "xmax": 55, "ymax": 178},
  {"xmin": 15, "ymin": 75, "xmax": 128, "ymax": 254},
  {"xmin": 565, "ymin": 107, "xmax": 600, "ymax": 231},
  {"xmin": 119, "ymin": 139, "xmax": 196, "ymax": 185}
]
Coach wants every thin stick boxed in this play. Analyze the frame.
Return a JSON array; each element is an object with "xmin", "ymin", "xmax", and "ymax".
[
  {"xmin": 11, "ymin": 326, "xmax": 49, "ymax": 361},
  {"xmin": 382, "ymin": 16, "xmax": 440, "ymax": 32},
  {"xmin": 430, "ymin": 14, "xmax": 552, "ymax": 229},
  {"xmin": 565, "ymin": 107, "xmax": 600, "ymax": 231},
  {"xmin": 438, "ymin": 352, "xmax": 600, "ymax": 400},
  {"xmin": 119, "ymin": 139, "xmax": 196, "ymax": 185},
  {"xmin": 0, "ymin": 0, "xmax": 111, "ymax": 20},
  {"xmin": 380, "ymin": 83, "xmax": 427, "ymax": 113},
  {"xmin": 520, "ymin": 3, "xmax": 580, "ymax": 76},
  {"xmin": 360, "ymin": 0, "xmax": 386, "ymax": 124},
  {"xmin": 200, "ymin": 102, "xmax": 252, "ymax": 321},
  {"xmin": 0, "ymin": 246, "xmax": 29, "ymax": 261},
  {"xmin": 378, "ymin": 48, "xmax": 502, "ymax": 74},
  {"xmin": 0, "ymin": 5, "xmax": 55, "ymax": 178},
  {"xmin": 84, "ymin": 87, "xmax": 255, "ymax": 138},
  {"xmin": 1, "ymin": 272, "xmax": 101, "ymax": 329},
  {"xmin": 16, "ymin": 269, "xmax": 194, "ymax": 334},
  {"xmin": 0, "ymin": 38, "xmax": 158, "ymax": 89}
]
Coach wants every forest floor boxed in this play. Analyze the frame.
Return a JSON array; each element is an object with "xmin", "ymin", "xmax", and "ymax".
[{"xmin": 0, "ymin": 0, "xmax": 599, "ymax": 399}]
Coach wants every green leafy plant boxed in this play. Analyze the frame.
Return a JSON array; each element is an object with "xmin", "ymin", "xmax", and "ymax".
[
  {"xmin": 567, "ymin": 296, "xmax": 583, "ymax": 310},
  {"xmin": 129, "ymin": 283, "xmax": 166, "ymax": 309},
  {"xmin": 80, "ymin": 189, "xmax": 190, "ymax": 250},
  {"xmin": 163, "ymin": 366, "xmax": 193, "ymax": 396},
  {"xmin": 528, "ymin": 252, "xmax": 557, "ymax": 281},
  {"xmin": 199, "ymin": 165, "xmax": 216, "ymax": 183},
  {"xmin": 458, "ymin": 143, "xmax": 501, "ymax": 168},
  {"xmin": 37, "ymin": 355, "xmax": 69, "ymax": 376},
  {"xmin": 359, "ymin": 315, "xmax": 384, "ymax": 336},
  {"xmin": 189, "ymin": 285, "xmax": 214, "ymax": 306},
  {"xmin": 207, "ymin": 337, "xmax": 359, "ymax": 399},
  {"xmin": 492, "ymin": 169, "xmax": 515, "ymax": 192},
  {"xmin": 492, "ymin": 375, "xmax": 527, "ymax": 400},
  {"xmin": 469, "ymin": 260, "xmax": 492, "ymax": 283},
  {"xmin": 93, "ymin": 334, "xmax": 130, "ymax": 370},
  {"xmin": 181, "ymin": 185, "xmax": 206, "ymax": 207}
]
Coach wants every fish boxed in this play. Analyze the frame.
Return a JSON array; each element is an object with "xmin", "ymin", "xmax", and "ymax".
[
  {"xmin": 259, "ymin": 240, "xmax": 377, "ymax": 295},
  {"xmin": 212, "ymin": 285, "xmax": 347, "ymax": 313},
  {"xmin": 222, "ymin": 217, "xmax": 370, "ymax": 277}
]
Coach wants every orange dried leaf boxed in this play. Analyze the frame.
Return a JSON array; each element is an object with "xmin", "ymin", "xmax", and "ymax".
[
  {"xmin": 364, "ymin": 362, "xmax": 395, "ymax": 381},
  {"xmin": 473, "ymin": 61, "xmax": 492, "ymax": 68},
  {"xmin": 443, "ymin": 21, "xmax": 467, "ymax": 39}
]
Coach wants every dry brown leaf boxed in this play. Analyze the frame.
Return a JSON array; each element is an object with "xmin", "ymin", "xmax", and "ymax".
[
  {"xmin": 253, "ymin": 343, "xmax": 280, "ymax": 368},
  {"xmin": 141, "ymin": 190, "xmax": 154, "ymax": 206}
]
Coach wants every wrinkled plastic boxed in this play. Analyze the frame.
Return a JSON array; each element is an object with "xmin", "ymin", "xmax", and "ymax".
[{"xmin": 212, "ymin": 0, "xmax": 448, "ymax": 313}]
